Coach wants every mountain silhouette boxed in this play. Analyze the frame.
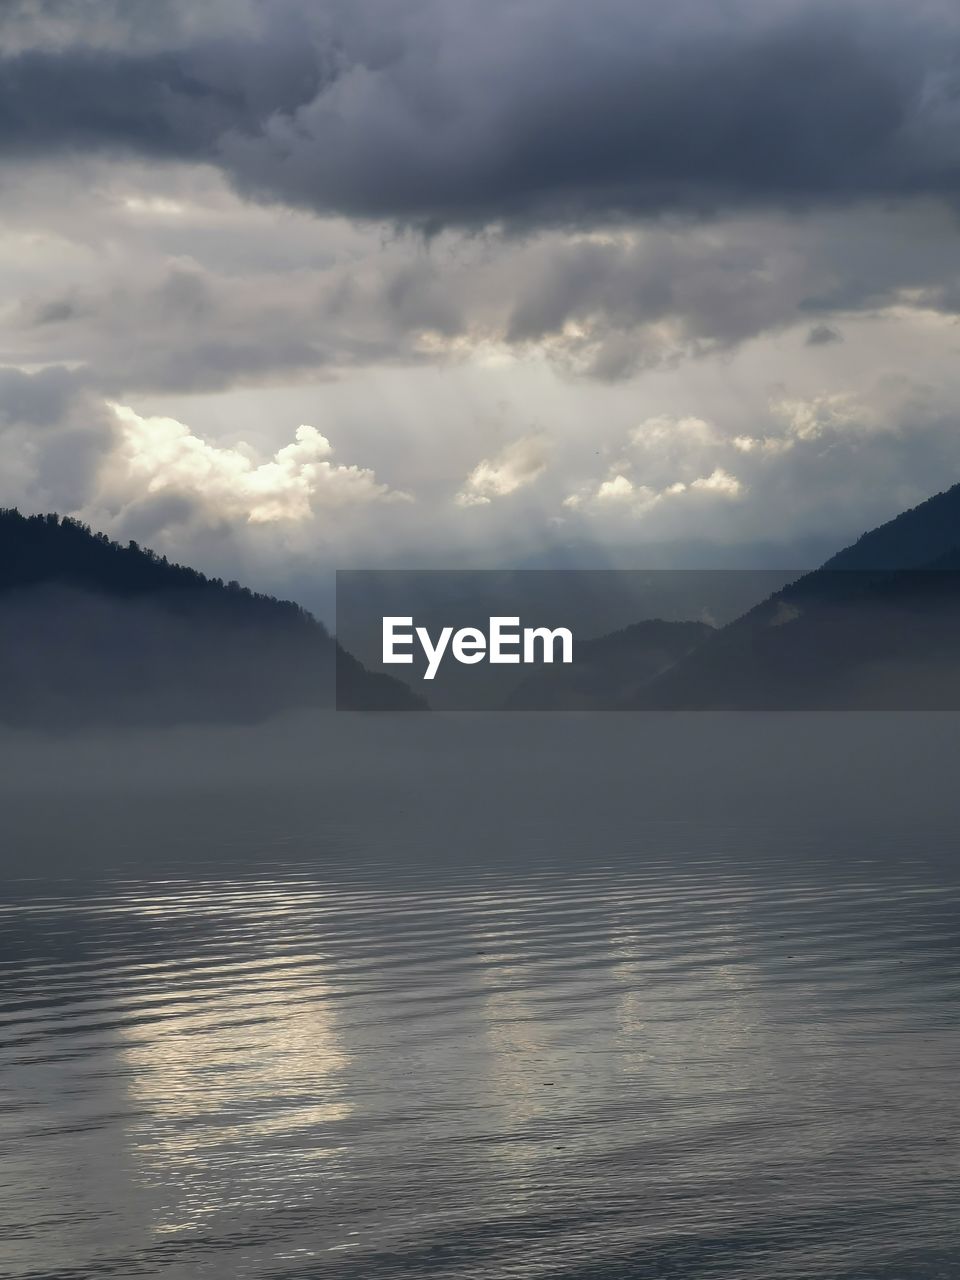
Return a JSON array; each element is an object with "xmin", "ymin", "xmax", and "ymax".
[
  {"xmin": 506, "ymin": 619, "xmax": 713, "ymax": 710},
  {"xmin": 637, "ymin": 483, "xmax": 960, "ymax": 710},
  {"xmin": 0, "ymin": 509, "xmax": 423, "ymax": 726},
  {"xmin": 819, "ymin": 484, "xmax": 960, "ymax": 571}
]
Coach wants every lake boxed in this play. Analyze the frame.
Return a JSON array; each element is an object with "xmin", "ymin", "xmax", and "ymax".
[{"xmin": 1, "ymin": 714, "xmax": 959, "ymax": 1278}]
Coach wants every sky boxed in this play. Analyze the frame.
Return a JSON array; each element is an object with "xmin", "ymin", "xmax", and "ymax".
[{"xmin": 2, "ymin": 0, "xmax": 960, "ymax": 614}]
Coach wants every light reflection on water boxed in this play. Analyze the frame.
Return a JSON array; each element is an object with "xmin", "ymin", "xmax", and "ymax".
[{"xmin": 2, "ymin": 849, "xmax": 960, "ymax": 1279}]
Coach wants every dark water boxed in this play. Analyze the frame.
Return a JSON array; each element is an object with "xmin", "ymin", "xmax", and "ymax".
[{"xmin": 1, "ymin": 715, "xmax": 959, "ymax": 1278}]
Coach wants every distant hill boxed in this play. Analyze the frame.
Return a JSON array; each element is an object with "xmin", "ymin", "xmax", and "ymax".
[
  {"xmin": 506, "ymin": 619, "xmax": 713, "ymax": 710},
  {"xmin": 0, "ymin": 509, "xmax": 423, "ymax": 726},
  {"xmin": 637, "ymin": 483, "xmax": 960, "ymax": 710}
]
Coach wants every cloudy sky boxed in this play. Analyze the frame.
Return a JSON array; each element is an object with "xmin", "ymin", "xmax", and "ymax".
[{"xmin": 3, "ymin": 0, "xmax": 960, "ymax": 612}]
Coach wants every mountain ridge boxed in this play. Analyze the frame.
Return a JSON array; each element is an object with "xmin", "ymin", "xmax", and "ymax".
[
  {"xmin": 0, "ymin": 508, "xmax": 424, "ymax": 724},
  {"xmin": 635, "ymin": 481, "xmax": 960, "ymax": 709}
]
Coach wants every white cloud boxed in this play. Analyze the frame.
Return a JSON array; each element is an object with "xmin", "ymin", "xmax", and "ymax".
[
  {"xmin": 630, "ymin": 415, "xmax": 716, "ymax": 449},
  {"xmin": 625, "ymin": 413, "xmax": 726, "ymax": 480},
  {"xmin": 770, "ymin": 393, "xmax": 867, "ymax": 442},
  {"xmin": 690, "ymin": 468, "xmax": 743, "ymax": 497},
  {"xmin": 596, "ymin": 473, "xmax": 635, "ymax": 501},
  {"xmin": 562, "ymin": 414, "xmax": 744, "ymax": 516},
  {"xmin": 570, "ymin": 466, "xmax": 743, "ymax": 514},
  {"xmin": 104, "ymin": 403, "xmax": 406, "ymax": 524},
  {"xmin": 455, "ymin": 435, "xmax": 549, "ymax": 507}
]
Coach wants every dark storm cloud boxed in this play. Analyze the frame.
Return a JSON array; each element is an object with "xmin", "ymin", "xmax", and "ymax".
[
  {"xmin": 5, "ymin": 204, "xmax": 960, "ymax": 392},
  {"xmin": 1, "ymin": 1, "xmax": 959, "ymax": 230},
  {"xmin": 0, "ymin": 365, "xmax": 87, "ymax": 424},
  {"xmin": 8, "ymin": 255, "xmax": 463, "ymax": 394},
  {"xmin": 0, "ymin": 365, "xmax": 114, "ymax": 513},
  {"xmin": 0, "ymin": 36, "xmax": 323, "ymax": 161},
  {"xmin": 806, "ymin": 323, "xmax": 844, "ymax": 345}
]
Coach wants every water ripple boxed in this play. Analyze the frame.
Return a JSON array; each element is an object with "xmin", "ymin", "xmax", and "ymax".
[{"xmin": 2, "ymin": 854, "xmax": 960, "ymax": 1278}]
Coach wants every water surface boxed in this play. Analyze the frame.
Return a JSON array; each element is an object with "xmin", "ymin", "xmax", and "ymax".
[{"xmin": 1, "ymin": 714, "xmax": 959, "ymax": 1278}]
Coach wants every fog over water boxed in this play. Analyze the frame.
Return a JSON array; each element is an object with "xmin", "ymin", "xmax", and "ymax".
[
  {"xmin": 2, "ymin": 714, "xmax": 960, "ymax": 1278},
  {"xmin": 2, "ymin": 714, "xmax": 959, "ymax": 881}
]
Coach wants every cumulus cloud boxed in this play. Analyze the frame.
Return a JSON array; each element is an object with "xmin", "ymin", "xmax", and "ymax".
[
  {"xmin": 630, "ymin": 415, "xmax": 716, "ymax": 453},
  {"xmin": 690, "ymin": 468, "xmax": 743, "ymax": 497},
  {"xmin": 102, "ymin": 403, "xmax": 406, "ymax": 524},
  {"xmin": 563, "ymin": 411, "xmax": 768, "ymax": 517},
  {"xmin": 771, "ymin": 393, "xmax": 871, "ymax": 441},
  {"xmin": 576, "ymin": 466, "xmax": 744, "ymax": 515},
  {"xmin": 596, "ymin": 474, "xmax": 637, "ymax": 502},
  {"xmin": 455, "ymin": 435, "xmax": 549, "ymax": 507}
]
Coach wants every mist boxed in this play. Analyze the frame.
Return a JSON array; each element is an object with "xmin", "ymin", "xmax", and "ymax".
[{"xmin": 2, "ymin": 712, "xmax": 957, "ymax": 879}]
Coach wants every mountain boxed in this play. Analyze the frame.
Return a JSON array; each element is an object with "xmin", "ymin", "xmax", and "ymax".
[
  {"xmin": 506, "ymin": 619, "xmax": 713, "ymax": 710},
  {"xmin": 636, "ymin": 484, "xmax": 960, "ymax": 710},
  {"xmin": 0, "ymin": 509, "xmax": 423, "ymax": 726},
  {"xmin": 819, "ymin": 485, "xmax": 960, "ymax": 571}
]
